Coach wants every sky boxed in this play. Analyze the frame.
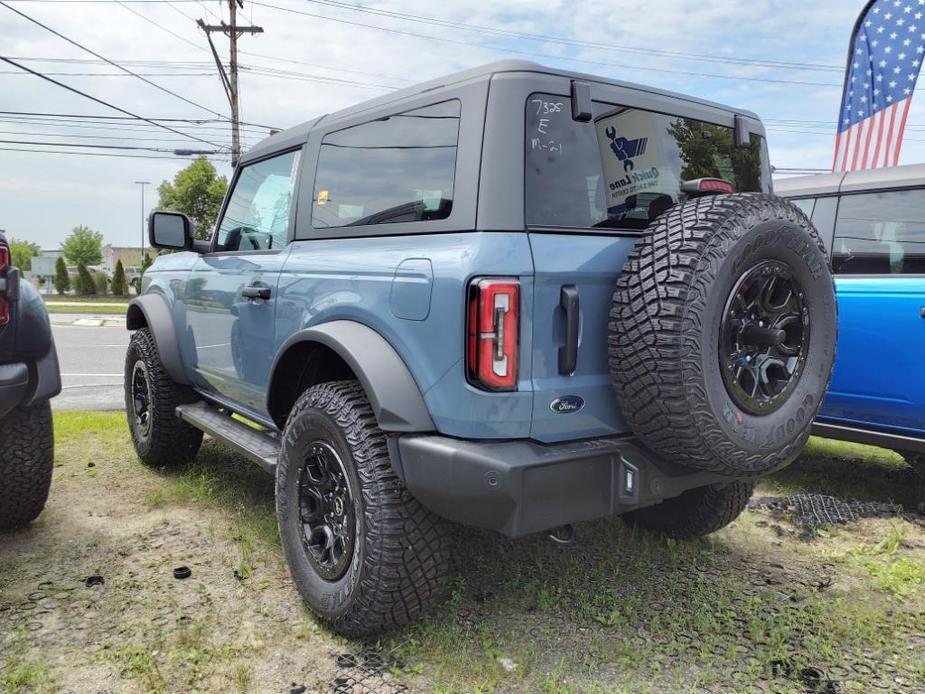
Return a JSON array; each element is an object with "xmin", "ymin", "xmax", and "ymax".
[{"xmin": 2, "ymin": 0, "xmax": 923, "ymax": 250}]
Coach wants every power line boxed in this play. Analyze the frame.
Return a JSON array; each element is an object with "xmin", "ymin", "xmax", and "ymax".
[
  {"xmin": 113, "ymin": 0, "xmax": 204, "ymax": 50},
  {"xmin": 2, "ymin": 0, "xmax": 845, "ymax": 74},
  {"xmin": 0, "ymin": 137, "xmax": 219, "ymax": 152},
  {"xmin": 303, "ymin": 0, "xmax": 843, "ymax": 74},
  {"xmin": 0, "ymin": 1, "xmax": 231, "ymax": 119},
  {"xmin": 0, "ymin": 145, "xmax": 228, "ymax": 161},
  {"xmin": 0, "ymin": 127, "xmax": 234, "ymax": 146},
  {"xmin": 0, "ymin": 55, "xmax": 224, "ymax": 147},
  {"xmin": 250, "ymin": 1, "xmax": 842, "ymax": 89},
  {"xmin": 0, "ymin": 110, "xmax": 270, "ymax": 132}
]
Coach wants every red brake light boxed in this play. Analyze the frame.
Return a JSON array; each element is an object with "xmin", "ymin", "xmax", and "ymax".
[
  {"xmin": 700, "ymin": 178, "xmax": 735, "ymax": 194},
  {"xmin": 0, "ymin": 245, "xmax": 8, "ymax": 326},
  {"xmin": 466, "ymin": 278, "xmax": 520, "ymax": 391}
]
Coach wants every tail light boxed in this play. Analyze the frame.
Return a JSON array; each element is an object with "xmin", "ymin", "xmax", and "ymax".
[
  {"xmin": 680, "ymin": 177, "xmax": 735, "ymax": 196},
  {"xmin": 0, "ymin": 245, "xmax": 9, "ymax": 326},
  {"xmin": 466, "ymin": 278, "xmax": 520, "ymax": 391}
]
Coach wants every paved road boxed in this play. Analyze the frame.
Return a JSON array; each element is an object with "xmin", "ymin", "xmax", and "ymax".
[{"xmin": 51, "ymin": 314, "xmax": 128, "ymax": 411}]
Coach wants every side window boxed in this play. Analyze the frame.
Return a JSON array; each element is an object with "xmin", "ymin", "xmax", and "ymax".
[
  {"xmin": 790, "ymin": 197, "xmax": 816, "ymax": 218},
  {"xmin": 311, "ymin": 100, "xmax": 460, "ymax": 228},
  {"xmin": 833, "ymin": 189, "xmax": 925, "ymax": 274},
  {"xmin": 216, "ymin": 150, "xmax": 300, "ymax": 252}
]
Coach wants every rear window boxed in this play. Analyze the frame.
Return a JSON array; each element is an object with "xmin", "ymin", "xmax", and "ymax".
[
  {"xmin": 525, "ymin": 93, "xmax": 767, "ymax": 230},
  {"xmin": 312, "ymin": 100, "xmax": 460, "ymax": 228},
  {"xmin": 833, "ymin": 189, "xmax": 925, "ymax": 274}
]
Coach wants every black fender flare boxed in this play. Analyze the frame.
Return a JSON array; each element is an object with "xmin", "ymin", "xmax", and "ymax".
[
  {"xmin": 270, "ymin": 321, "xmax": 434, "ymax": 432},
  {"xmin": 126, "ymin": 294, "xmax": 190, "ymax": 385}
]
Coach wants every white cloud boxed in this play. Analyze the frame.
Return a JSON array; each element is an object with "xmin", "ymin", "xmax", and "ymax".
[{"xmin": 0, "ymin": 0, "xmax": 905, "ymax": 246}]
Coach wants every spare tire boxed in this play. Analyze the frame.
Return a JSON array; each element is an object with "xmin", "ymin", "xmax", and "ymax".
[{"xmin": 608, "ymin": 193, "xmax": 836, "ymax": 476}]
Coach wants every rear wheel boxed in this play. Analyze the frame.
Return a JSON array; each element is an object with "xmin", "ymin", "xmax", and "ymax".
[
  {"xmin": 623, "ymin": 480, "xmax": 756, "ymax": 539},
  {"xmin": 276, "ymin": 380, "xmax": 450, "ymax": 638},
  {"xmin": 609, "ymin": 194, "xmax": 837, "ymax": 477},
  {"xmin": 124, "ymin": 327, "xmax": 202, "ymax": 468},
  {"xmin": 0, "ymin": 401, "xmax": 54, "ymax": 531}
]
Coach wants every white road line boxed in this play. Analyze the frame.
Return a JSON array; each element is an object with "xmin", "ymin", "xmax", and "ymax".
[
  {"xmin": 60, "ymin": 383, "xmax": 122, "ymax": 389},
  {"xmin": 60, "ymin": 373, "xmax": 123, "ymax": 377}
]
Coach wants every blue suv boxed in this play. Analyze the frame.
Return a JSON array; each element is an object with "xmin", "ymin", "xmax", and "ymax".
[
  {"xmin": 778, "ymin": 166, "xmax": 925, "ymax": 477},
  {"xmin": 126, "ymin": 61, "xmax": 837, "ymax": 636}
]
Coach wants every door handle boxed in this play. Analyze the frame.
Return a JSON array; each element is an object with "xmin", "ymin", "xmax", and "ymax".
[
  {"xmin": 242, "ymin": 284, "xmax": 271, "ymax": 301},
  {"xmin": 920, "ymin": 306, "xmax": 925, "ymax": 318},
  {"xmin": 558, "ymin": 285, "xmax": 580, "ymax": 375}
]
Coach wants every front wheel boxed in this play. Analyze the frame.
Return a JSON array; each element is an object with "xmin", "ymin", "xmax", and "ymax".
[
  {"xmin": 276, "ymin": 380, "xmax": 450, "ymax": 638},
  {"xmin": 124, "ymin": 327, "xmax": 203, "ymax": 468},
  {"xmin": 621, "ymin": 480, "xmax": 756, "ymax": 540}
]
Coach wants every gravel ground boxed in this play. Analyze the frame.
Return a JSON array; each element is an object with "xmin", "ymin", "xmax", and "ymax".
[{"xmin": 1, "ymin": 413, "xmax": 923, "ymax": 693}]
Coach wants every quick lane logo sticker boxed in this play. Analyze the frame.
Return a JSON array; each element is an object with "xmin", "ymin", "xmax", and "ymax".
[
  {"xmin": 605, "ymin": 125, "xmax": 648, "ymax": 172},
  {"xmin": 550, "ymin": 396, "xmax": 585, "ymax": 414}
]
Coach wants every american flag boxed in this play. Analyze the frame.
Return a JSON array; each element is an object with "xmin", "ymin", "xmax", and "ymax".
[{"xmin": 833, "ymin": 0, "xmax": 925, "ymax": 171}]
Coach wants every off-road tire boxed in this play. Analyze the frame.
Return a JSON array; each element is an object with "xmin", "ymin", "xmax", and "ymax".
[
  {"xmin": 623, "ymin": 480, "xmax": 756, "ymax": 539},
  {"xmin": 0, "ymin": 401, "xmax": 54, "ymax": 531},
  {"xmin": 609, "ymin": 194, "xmax": 837, "ymax": 476},
  {"xmin": 276, "ymin": 380, "xmax": 450, "ymax": 638},
  {"xmin": 124, "ymin": 327, "xmax": 202, "ymax": 468}
]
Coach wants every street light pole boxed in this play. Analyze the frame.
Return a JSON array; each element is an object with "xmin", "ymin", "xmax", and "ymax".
[{"xmin": 134, "ymin": 181, "xmax": 150, "ymax": 267}]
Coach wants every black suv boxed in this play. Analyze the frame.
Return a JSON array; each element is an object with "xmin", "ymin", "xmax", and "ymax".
[{"xmin": 0, "ymin": 232, "xmax": 60, "ymax": 531}]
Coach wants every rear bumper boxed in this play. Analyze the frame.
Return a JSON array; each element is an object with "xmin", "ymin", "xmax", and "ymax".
[{"xmin": 395, "ymin": 434, "xmax": 736, "ymax": 537}]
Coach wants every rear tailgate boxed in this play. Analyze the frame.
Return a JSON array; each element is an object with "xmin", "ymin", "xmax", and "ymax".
[
  {"xmin": 524, "ymin": 92, "xmax": 769, "ymax": 443},
  {"xmin": 528, "ymin": 233, "xmax": 634, "ymax": 441}
]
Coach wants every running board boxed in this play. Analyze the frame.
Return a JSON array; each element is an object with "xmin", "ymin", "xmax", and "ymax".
[
  {"xmin": 812, "ymin": 421, "xmax": 925, "ymax": 455},
  {"xmin": 176, "ymin": 402, "xmax": 280, "ymax": 473}
]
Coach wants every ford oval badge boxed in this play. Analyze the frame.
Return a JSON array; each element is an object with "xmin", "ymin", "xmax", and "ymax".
[{"xmin": 550, "ymin": 395, "xmax": 584, "ymax": 414}]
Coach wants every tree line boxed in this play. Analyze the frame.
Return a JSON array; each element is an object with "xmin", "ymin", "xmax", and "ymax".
[{"xmin": 8, "ymin": 157, "xmax": 228, "ymax": 297}]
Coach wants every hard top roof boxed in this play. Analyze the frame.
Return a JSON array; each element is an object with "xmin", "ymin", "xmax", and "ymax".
[
  {"xmin": 775, "ymin": 162, "xmax": 925, "ymax": 197},
  {"xmin": 242, "ymin": 60, "xmax": 761, "ymax": 164}
]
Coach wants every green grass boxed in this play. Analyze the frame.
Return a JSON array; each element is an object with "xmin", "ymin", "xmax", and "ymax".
[
  {"xmin": 45, "ymin": 412, "xmax": 925, "ymax": 693},
  {"xmin": 0, "ymin": 656, "xmax": 56, "ymax": 693},
  {"xmin": 44, "ymin": 295, "xmax": 131, "ymax": 303},
  {"xmin": 44, "ymin": 304, "xmax": 128, "ymax": 315}
]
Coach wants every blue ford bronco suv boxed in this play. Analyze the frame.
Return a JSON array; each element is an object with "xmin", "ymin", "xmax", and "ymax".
[
  {"xmin": 126, "ymin": 61, "xmax": 838, "ymax": 636},
  {"xmin": 0, "ymin": 231, "xmax": 60, "ymax": 531},
  {"xmin": 777, "ymin": 165, "xmax": 925, "ymax": 477}
]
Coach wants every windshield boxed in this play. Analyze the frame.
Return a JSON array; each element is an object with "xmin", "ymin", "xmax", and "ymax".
[{"xmin": 525, "ymin": 93, "xmax": 769, "ymax": 230}]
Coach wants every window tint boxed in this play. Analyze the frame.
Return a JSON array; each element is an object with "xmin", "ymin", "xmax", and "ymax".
[
  {"xmin": 833, "ymin": 189, "xmax": 925, "ymax": 274},
  {"xmin": 790, "ymin": 197, "xmax": 816, "ymax": 217},
  {"xmin": 217, "ymin": 150, "xmax": 300, "ymax": 252},
  {"xmin": 312, "ymin": 100, "xmax": 460, "ymax": 228},
  {"xmin": 525, "ymin": 93, "xmax": 767, "ymax": 230}
]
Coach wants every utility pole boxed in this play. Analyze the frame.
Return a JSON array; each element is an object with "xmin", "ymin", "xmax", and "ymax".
[
  {"xmin": 134, "ymin": 181, "xmax": 149, "ymax": 263},
  {"xmin": 198, "ymin": 1, "xmax": 263, "ymax": 167}
]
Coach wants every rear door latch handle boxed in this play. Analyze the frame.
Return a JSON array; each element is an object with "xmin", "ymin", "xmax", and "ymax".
[
  {"xmin": 920, "ymin": 306, "xmax": 925, "ymax": 318},
  {"xmin": 558, "ymin": 285, "xmax": 580, "ymax": 375},
  {"xmin": 242, "ymin": 284, "xmax": 271, "ymax": 301}
]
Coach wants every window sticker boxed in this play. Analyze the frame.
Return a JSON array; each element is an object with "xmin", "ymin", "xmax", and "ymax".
[
  {"xmin": 317, "ymin": 189, "xmax": 329, "ymax": 206},
  {"xmin": 338, "ymin": 204, "xmax": 364, "ymax": 221},
  {"xmin": 417, "ymin": 189, "xmax": 443, "ymax": 212}
]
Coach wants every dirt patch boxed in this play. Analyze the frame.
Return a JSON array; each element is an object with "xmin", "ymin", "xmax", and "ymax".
[{"xmin": 1, "ymin": 415, "xmax": 924, "ymax": 693}]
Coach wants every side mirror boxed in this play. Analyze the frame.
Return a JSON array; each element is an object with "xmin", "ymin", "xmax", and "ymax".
[{"xmin": 149, "ymin": 211, "xmax": 193, "ymax": 250}]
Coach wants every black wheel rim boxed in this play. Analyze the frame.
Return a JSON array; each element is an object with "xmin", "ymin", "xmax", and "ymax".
[
  {"xmin": 130, "ymin": 360, "xmax": 152, "ymax": 437},
  {"xmin": 720, "ymin": 260, "xmax": 810, "ymax": 416},
  {"xmin": 298, "ymin": 441, "xmax": 355, "ymax": 581}
]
